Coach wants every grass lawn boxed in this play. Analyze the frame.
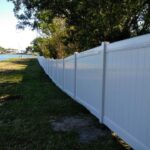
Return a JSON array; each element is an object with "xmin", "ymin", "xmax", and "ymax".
[{"xmin": 0, "ymin": 58, "xmax": 126, "ymax": 150}]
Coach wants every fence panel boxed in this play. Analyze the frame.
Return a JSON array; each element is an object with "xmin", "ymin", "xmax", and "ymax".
[
  {"xmin": 57, "ymin": 59, "xmax": 64, "ymax": 89},
  {"xmin": 45, "ymin": 58, "xmax": 49, "ymax": 75},
  {"xmin": 104, "ymin": 34, "xmax": 150, "ymax": 150},
  {"xmin": 64, "ymin": 55, "xmax": 75, "ymax": 98},
  {"xmin": 51, "ymin": 59, "xmax": 55, "ymax": 81},
  {"xmin": 47, "ymin": 58, "xmax": 51, "ymax": 78},
  {"xmin": 75, "ymin": 46, "xmax": 104, "ymax": 120}
]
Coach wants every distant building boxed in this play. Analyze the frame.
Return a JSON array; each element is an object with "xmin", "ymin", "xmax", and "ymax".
[
  {"xmin": 6, "ymin": 49, "xmax": 15, "ymax": 53},
  {"xmin": 16, "ymin": 49, "xmax": 26, "ymax": 54}
]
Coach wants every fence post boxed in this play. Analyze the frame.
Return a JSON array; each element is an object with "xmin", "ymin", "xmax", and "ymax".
[
  {"xmin": 51, "ymin": 58, "xmax": 54, "ymax": 79},
  {"xmin": 49, "ymin": 59, "xmax": 51, "ymax": 78},
  {"xmin": 46, "ymin": 58, "xmax": 48, "ymax": 75},
  {"xmin": 101, "ymin": 42, "xmax": 109, "ymax": 123},
  {"xmin": 74, "ymin": 52, "xmax": 78, "ymax": 99},
  {"xmin": 48, "ymin": 58, "xmax": 50, "ymax": 77},
  {"xmin": 43, "ymin": 57, "xmax": 46, "ymax": 73},
  {"xmin": 63, "ymin": 58, "xmax": 65, "ymax": 91},
  {"xmin": 56, "ymin": 59, "xmax": 58, "ymax": 84}
]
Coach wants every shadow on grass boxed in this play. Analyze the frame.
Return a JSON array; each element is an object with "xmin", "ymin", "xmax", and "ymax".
[{"xmin": 0, "ymin": 58, "xmax": 129, "ymax": 150}]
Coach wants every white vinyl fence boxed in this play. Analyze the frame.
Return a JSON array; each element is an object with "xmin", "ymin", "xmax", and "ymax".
[{"xmin": 38, "ymin": 34, "xmax": 150, "ymax": 150}]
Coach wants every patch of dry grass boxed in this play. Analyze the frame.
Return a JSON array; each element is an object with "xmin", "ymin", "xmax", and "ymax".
[
  {"xmin": 0, "ymin": 60, "xmax": 27, "ymax": 72},
  {"xmin": 0, "ymin": 59, "xmax": 27, "ymax": 84}
]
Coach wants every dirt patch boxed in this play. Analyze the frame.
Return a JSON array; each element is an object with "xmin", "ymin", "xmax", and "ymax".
[
  {"xmin": 50, "ymin": 116, "xmax": 92, "ymax": 132},
  {"xmin": 78, "ymin": 127, "xmax": 106, "ymax": 143},
  {"xmin": 50, "ymin": 116, "xmax": 107, "ymax": 143}
]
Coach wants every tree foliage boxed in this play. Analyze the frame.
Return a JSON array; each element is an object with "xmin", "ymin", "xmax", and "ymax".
[
  {"xmin": 30, "ymin": 18, "xmax": 69, "ymax": 58},
  {"xmin": 8, "ymin": 0, "xmax": 150, "ymax": 58}
]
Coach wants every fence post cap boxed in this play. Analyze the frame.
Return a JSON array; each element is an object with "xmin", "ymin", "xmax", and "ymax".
[
  {"xmin": 101, "ymin": 41, "xmax": 110, "ymax": 46},
  {"xmin": 74, "ymin": 52, "xmax": 78, "ymax": 55}
]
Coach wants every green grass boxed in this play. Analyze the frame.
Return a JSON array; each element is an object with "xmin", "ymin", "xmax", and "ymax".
[{"xmin": 0, "ymin": 58, "xmax": 125, "ymax": 150}]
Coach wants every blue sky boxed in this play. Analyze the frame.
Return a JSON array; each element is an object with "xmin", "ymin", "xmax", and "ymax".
[{"xmin": 0, "ymin": 0, "xmax": 38, "ymax": 50}]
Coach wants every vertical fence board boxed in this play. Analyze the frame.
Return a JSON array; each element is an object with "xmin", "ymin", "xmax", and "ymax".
[
  {"xmin": 64, "ymin": 55, "xmax": 75, "ymax": 98},
  {"xmin": 75, "ymin": 46, "xmax": 104, "ymax": 119}
]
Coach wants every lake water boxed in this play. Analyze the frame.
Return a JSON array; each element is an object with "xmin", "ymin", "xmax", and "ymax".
[{"xmin": 0, "ymin": 54, "xmax": 36, "ymax": 61}]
